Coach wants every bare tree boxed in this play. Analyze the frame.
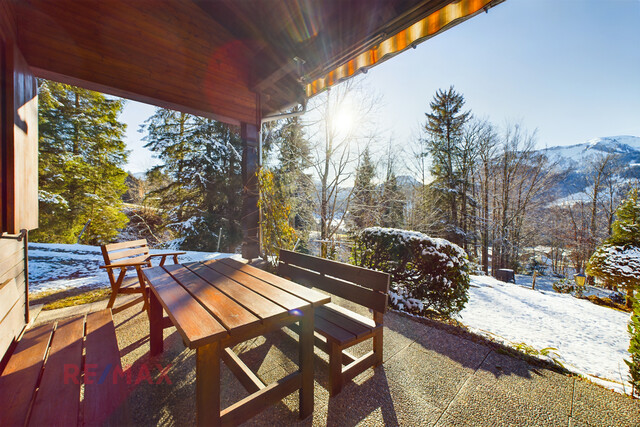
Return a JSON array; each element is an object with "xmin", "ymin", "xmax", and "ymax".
[
  {"xmin": 472, "ymin": 120, "xmax": 498, "ymax": 273},
  {"xmin": 490, "ymin": 124, "xmax": 553, "ymax": 272},
  {"xmin": 305, "ymin": 80, "xmax": 380, "ymax": 257}
]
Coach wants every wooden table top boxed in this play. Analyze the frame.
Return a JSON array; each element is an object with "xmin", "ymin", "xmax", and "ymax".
[{"xmin": 144, "ymin": 258, "xmax": 330, "ymax": 349}]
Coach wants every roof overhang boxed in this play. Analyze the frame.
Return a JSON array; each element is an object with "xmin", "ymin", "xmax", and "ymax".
[{"xmin": 7, "ymin": 0, "xmax": 505, "ymax": 125}]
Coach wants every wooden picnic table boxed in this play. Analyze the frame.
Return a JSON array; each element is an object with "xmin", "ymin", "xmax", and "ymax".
[{"xmin": 143, "ymin": 257, "xmax": 330, "ymax": 426}]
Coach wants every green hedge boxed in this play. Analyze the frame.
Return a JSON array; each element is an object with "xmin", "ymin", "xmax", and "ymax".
[{"xmin": 352, "ymin": 227, "xmax": 470, "ymax": 316}]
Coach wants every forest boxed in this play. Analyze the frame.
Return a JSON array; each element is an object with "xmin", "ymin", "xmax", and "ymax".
[{"xmin": 34, "ymin": 79, "xmax": 639, "ymax": 283}]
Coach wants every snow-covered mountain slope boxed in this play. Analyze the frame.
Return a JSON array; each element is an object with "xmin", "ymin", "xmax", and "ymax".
[
  {"xmin": 541, "ymin": 135, "xmax": 640, "ymax": 168},
  {"xmin": 538, "ymin": 135, "xmax": 640, "ymax": 203}
]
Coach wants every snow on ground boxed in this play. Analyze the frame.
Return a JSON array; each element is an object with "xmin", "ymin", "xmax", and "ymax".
[
  {"xmin": 28, "ymin": 243, "xmax": 241, "ymax": 293},
  {"xmin": 514, "ymin": 273, "xmax": 615, "ymax": 299},
  {"xmin": 461, "ymin": 274, "xmax": 633, "ymax": 394}
]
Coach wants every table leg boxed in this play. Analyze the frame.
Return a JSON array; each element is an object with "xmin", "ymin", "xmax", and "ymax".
[
  {"xmin": 149, "ymin": 290, "xmax": 163, "ymax": 356},
  {"xmin": 197, "ymin": 342, "xmax": 221, "ymax": 427},
  {"xmin": 299, "ymin": 307, "xmax": 314, "ymax": 419}
]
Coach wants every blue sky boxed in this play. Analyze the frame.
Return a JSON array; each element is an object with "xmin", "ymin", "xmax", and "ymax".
[{"xmin": 121, "ymin": 0, "xmax": 640, "ymax": 173}]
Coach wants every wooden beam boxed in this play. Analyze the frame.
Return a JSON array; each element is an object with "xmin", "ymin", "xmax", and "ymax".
[
  {"xmin": 241, "ymin": 122, "xmax": 260, "ymax": 260},
  {"xmin": 220, "ymin": 371, "xmax": 302, "ymax": 426},
  {"xmin": 341, "ymin": 350, "xmax": 378, "ymax": 383},
  {"xmin": 251, "ymin": 60, "xmax": 298, "ymax": 93},
  {"xmin": 221, "ymin": 347, "xmax": 265, "ymax": 394}
]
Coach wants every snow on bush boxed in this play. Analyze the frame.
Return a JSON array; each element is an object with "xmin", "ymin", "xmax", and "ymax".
[
  {"xmin": 588, "ymin": 245, "xmax": 640, "ymax": 286},
  {"xmin": 352, "ymin": 227, "xmax": 470, "ymax": 316}
]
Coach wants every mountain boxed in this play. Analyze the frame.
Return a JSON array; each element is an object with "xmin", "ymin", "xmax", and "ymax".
[
  {"xmin": 541, "ymin": 135, "xmax": 640, "ymax": 169},
  {"xmin": 539, "ymin": 135, "xmax": 640, "ymax": 205}
]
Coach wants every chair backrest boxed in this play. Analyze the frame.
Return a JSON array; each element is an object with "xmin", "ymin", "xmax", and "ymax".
[
  {"xmin": 101, "ymin": 239, "xmax": 151, "ymax": 267},
  {"xmin": 277, "ymin": 250, "xmax": 390, "ymax": 314}
]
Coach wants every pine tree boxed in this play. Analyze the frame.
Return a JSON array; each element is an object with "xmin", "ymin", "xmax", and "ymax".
[
  {"xmin": 32, "ymin": 80, "xmax": 129, "ymax": 244},
  {"xmin": 350, "ymin": 149, "xmax": 378, "ymax": 229},
  {"xmin": 587, "ymin": 188, "xmax": 640, "ymax": 308},
  {"xmin": 422, "ymin": 86, "xmax": 471, "ymax": 245},
  {"xmin": 142, "ymin": 109, "xmax": 243, "ymax": 251}
]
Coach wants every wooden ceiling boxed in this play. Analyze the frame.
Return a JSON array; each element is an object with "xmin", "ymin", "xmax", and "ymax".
[{"xmin": 7, "ymin": 0, "xmax": 504, "ymax": 126}]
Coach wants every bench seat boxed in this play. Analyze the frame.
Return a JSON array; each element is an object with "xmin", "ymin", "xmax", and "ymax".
[
  {"xmin": 0, "ymin": 309, "xmax": 130, "ymax": 426},
  {"xmin": 315, "ymin": 304, "xmax": 381, "ymax": 345}
]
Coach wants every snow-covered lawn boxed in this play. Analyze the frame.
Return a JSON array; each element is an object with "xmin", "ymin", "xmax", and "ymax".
[
  {"xmin": 28, "ymin": 243, "xmax": 633, "ymax": 395},
  {"xmin": 29, "ymin": 243, "xmax": 242, "ymax": 293},
  {"xmin": 462, "ymin": 275, "xmax": 632, "ymax": 395}
]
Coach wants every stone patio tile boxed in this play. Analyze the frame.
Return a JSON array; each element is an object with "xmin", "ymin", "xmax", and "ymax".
[
  {"xmin": 381, "ymin": 337, "xmax": 490, "ymax": 411},
  {"xmin": 571, "ymin": 376, "xmax": 640, "ymax": 427},
  {"xmin": 436, "ymin": 351, "xmax": 574, "ymax": 427},
  {"xmin": 322, "ymin": 365, "xmax": 443, "ymax": 427}
]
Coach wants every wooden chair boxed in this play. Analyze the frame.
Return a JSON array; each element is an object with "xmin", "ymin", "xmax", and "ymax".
[{"xmin": 100, "ymin": 239, "xmax": 185, "ymax": 311}]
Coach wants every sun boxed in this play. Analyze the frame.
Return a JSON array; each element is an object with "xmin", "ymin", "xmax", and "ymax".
[{"xmin": 332, "ymin": 107, "xmax": 354, "ymax": 136}]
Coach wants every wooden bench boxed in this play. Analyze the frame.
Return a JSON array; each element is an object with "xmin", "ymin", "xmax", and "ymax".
[
  {"xmin": 101, "ymin": 239, "xmax": 185, "ymax": 312},
  {"xmin": 0, "ymin": 308, "xmax": 130, "ymax": 426},
  {"xmin": 277, "ymin": 250, "xmax": 390, "ymax": 396}
]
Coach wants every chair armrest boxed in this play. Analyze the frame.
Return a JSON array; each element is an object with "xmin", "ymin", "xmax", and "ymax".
[
  {"xmin": 100, "ymin": 262, "xmax": 149, "ymax": 270},
  {"xmin": 147, "ymin": 251, "xmax": 186, "ymax": 258},
  {"xmin": 147, "ymin": 251, "xmax": 186, "ymax": 266}
]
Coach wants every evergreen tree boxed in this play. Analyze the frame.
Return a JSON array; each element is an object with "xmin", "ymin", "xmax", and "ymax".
[
  {"xmin": 142, "ymin": 109, "xmax": 243, "ymax": 251},
  {"xmin": 350, "ymin": 149, "xmax": 378, "ymax": 229},
  {"xmin": 261, "ymin": 116, "xmax": 314, "ymax": 252},
  {"xmin": 587, "ymin": 188, "xmax": 640, "ymax": 308},
  {"xmin": 422, "ymin": 86, "xmax": 471, "ymax": 244},
  {"xmin": 33, "ymin": 80, "xmax": 128, "ymax": 244},
  {"xmin": 380, "ymin": 173, "xmax": 404, "ymax": 228}
]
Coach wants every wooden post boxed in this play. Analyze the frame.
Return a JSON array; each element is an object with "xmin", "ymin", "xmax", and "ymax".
[
  {"xmin": 299, "ymin": 308, "xmax": 314, "ymax": 418},
  {"xmin": 531, "ymin": 270, "xmax": 537, "ymax": 290},
  {"xmin": 241, "ymin": 122, "xmax": 260, "ymax": 260},
  {"xmin": 149, "ymin": 290, "xmax": 163, "ymax": 356},
  {"xmin": 196, "ymin": 342, "xmax": 221, "ymax": 426}
]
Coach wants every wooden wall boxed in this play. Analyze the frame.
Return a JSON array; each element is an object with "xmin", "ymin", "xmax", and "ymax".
[
  {"xmin": 0, "ymin": 237, "xmax": 26, "ymax": 360},
  {"xmin": 2, "ymin": 41, "xmax": 39, "ymax": 234},
  {"xmin": 0, "ymin": 4, "xmax": 32, "ymax": 362}
]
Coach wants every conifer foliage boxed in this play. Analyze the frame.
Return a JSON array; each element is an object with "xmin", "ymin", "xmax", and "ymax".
[
  {"xmin": 33, "ymin": 80, "xmax": 129, "ymax": 244},
  {"xmin": 587, "ymin": 188, "xmax": 640, "ymax": 308},
  {"xmin": 142, "ymin": 109, "xmax": 243, "ymax": 251},
  {"xmin": 422, "ymin": 86, "xmax": 471, "ymax": 245}
]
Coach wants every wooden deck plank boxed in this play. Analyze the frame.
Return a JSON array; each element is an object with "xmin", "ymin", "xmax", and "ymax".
[
  {"xmin": 313, "ymin": 316, "xmax": 355, "ymax": 346},
  {"xmin": 0, "ymin": 322, "xmax": 54, "ymax": 426},
  {"xmin": 184, "ymin": 262, "xmax": 287, "ymax": 321},
  {"xmin": 323, "ymin": 302, "xmax": 378, "ymax": 328},
  {"xmin": 204, "ymin": 260, "xmax": 310, "ymax": 311},
  {"xmin": 83, "ymin": 309, "xmax": 130, "ymax": 427},
  {"xmin": 316, "ymin": 306, "xmax": 373, "ymax": 340},
  {"xmin": 221, "ymin": 258, "xmax": 330, "ymax": 306},
  {"xmin": 28, "ymin": 315, "xmax": 85, "ymax": 427},
  {"xmin": 164, "ymin": 264, "xmax": 260, "ymax": 336},
  {"xmin": 144, "ymin": 267, "xmax": 227, "ymax": 347}
]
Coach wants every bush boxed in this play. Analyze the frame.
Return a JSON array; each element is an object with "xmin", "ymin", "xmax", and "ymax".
[
  {"xmin": 352, "ymin": 227, "xmax": 470, "ymax": 316},
  {"xmin": 552, "ymin": 278, "xmax": 575, "ymax": 294},
  {"xmin": 627, "ymin": 298, "xmax": 640, "ymax": 397}
]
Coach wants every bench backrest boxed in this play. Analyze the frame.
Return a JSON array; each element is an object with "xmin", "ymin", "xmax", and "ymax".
[{"xmin": 277, "ymin": 250, "xmax": 390, "ymax": 314}]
